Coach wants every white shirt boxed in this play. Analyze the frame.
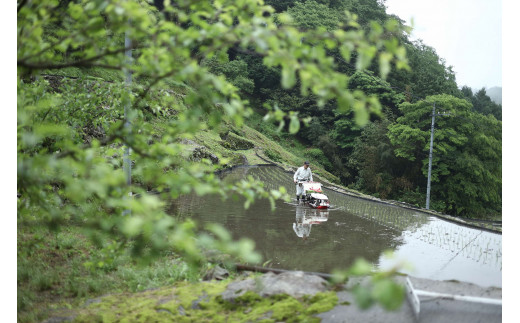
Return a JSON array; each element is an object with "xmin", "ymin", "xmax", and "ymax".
[
  {"xmin": 293, "ymin": 166, "xmax": 313, "ymax": 182},
  {"xmin": 293, "ymin": 222, "xmax": 311, "ymax": 238}
]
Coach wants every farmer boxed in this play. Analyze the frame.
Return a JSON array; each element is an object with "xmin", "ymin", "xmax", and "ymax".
[{"xmin": 293, "ymin": 161, "xmax": 313, "ymax": 202}]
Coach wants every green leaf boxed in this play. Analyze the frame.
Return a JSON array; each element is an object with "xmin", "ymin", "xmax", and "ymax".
[
  {"xmin": 379, "ymin": 52, "xmax": 392, "ymax": 80},
  {"xmin": 289, "ymin": 115, "xmax": 300, "ymax": 134},
  {"xmin": 356, "ymin": 46, "xmax": 377, "ymax": 70},
  {"xmin": 206, "ymin": 223, "xmax": 231, "ymax": 242},
  {"xmin": 349, "ymin": 258, "xmax": 373, "ymax": 275},
  {"xmin": 68, "ymin": 4, "xmax": 83, "ymax": 20},
  {"xmin": 281, "ymin": 67, "xmax": 296, "ymax": 89},
  {"xmin": 353, "ymin": 101, "xmax": 369, "ymax": 126},
  {"xmin": 372, "ymin": 279, "xmax": 405, "ymax": 310},
  {"xmin": 340, "ymin": 45, "xmax": 352, "ymax": 62},
  {"xmin": 270, "ymin": 190, "xmax": 282, "ymax": 199},
  {"xmin": 352, "ymin": 285, "xmax": 374, "ymax": 309},
  {"xmin": 121, "ymin": 217, "xmax": 144, "ymax": 237}
]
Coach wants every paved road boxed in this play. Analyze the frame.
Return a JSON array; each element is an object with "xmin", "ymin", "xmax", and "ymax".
[{"xmin": 317, "ymin": 276, "xmax": 502, "ymax": 323}]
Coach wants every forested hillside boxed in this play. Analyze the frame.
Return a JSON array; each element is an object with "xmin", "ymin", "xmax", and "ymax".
[{"xmin": 238, "ymin": 0, "xmax": 502, "ymax": 219}]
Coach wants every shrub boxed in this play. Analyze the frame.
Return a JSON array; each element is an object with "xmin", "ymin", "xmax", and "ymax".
[
  {"xmin": 264, "ymin": 149, "xmax": 282, "ymax": 163},
  {"xmin": 304, "ymin": 148, "xmax": 333, "ymax": 171}
]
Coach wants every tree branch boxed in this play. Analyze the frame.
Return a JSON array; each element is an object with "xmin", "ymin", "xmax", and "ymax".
[
  {"xmin": 131, "ymin": 69, "xmax": 178, "ymax": 111},
  {"xmin": 18, "ymin": 46, "xmax": 133, "ymax": 71},
  {"xmin": 19, "ymin": 61, "xmax": 123, "ymax": 71},
  {"xmin": 229, "ymin": 46, "xmax": 266, "ymax": 58},
  {"xmin": 17, "ymin": 0, "xmax": 28, "ymax": 13},
  {"xmin": 55, "ymin": 125, "xmax": 122, "ymax": 160},
  {"xmin": 20, "ymin": 29, "xmax": 85, "ymax": 62}
]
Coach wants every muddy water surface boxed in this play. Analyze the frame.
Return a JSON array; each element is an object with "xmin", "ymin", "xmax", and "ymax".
[{"xmin": 167, "ymin": 166, "xmax": 502, "ymax": 288}]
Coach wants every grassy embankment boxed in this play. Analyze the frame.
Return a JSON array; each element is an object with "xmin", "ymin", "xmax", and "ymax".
[
  {"xmin": 17, "ymin": 224, "xmax": 204, "ymax": 322},
  {"xmin": 18, "ymin": 223, "xmax": 340, "ymax": 323}
]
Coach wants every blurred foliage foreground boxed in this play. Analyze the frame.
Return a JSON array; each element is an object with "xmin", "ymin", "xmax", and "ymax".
[{"xmin": 17, "ymin": 0, "xmax": 410, "ymax": 320}]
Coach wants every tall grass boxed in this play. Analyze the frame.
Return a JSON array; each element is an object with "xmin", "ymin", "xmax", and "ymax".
[{"xmin": 17, "ymin": 224, "xmax": 207, "ymax": 323}]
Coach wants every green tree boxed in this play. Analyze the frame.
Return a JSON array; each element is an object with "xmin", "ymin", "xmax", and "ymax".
[
  {"xmin": 349, "ymin": 119, "xmax": 413, "ymax": 199},
  {"xmin": 327, "ymin": 71, "xmax": 404, "ymax": 185},
  {"xmin": 340, "ymin": 0, "xmax": 389, "ymax": 27},
  {"xmin": 201, "ymin": 54, "xmax": 255, "ymax": 94},
  {"xmin": 388, "ymin": 95, "xmax": 501, "ymax": 217},
  {"xmin": 347, "ymin": 71, "xmax": 405, "ymax": 118},
  {"xmin": 18, "ymin": 0, "xmax": 408, "ymax": 263},
  {"xmin": 264, "ymin": 0, "xmax": 298, "ymax": 12},
  {"xmin": 387, "ymin": 40, "xmax": 461, "ymax": 102},
  {"xmin": 239, "ymin": 52, "xmax": 280, "ymax": 97},
  {"xmin": 287, "ymin": 0, "xmax": 344, "ymax": 31},
  {"xmin": 461, "ymin": 86, "xmax": 502, "ymax": 120}
]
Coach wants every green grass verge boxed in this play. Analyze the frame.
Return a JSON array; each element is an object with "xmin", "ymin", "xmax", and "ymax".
[
  {"xmin": 17, "ymin": 223, "xmax": 207, "ymax": 323},
  {"xmin": 18, "ymin": 219, "xmax": 340, "ymax": 323}
]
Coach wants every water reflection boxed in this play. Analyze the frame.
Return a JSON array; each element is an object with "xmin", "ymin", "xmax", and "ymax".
[
  {"xmin": 293, "ymin": 205, "xmax": 329, "ymax": 239},
  {"xmin": 166, "ymin": 166, "xmax": 502, "ymax": 287},
  {"xmin": 332, "ymin": 191, "xmax": 502, "ymax": 267},
  {"xmin": 167, "ymin": 189, "xmax": 402, "ymax": 273}
]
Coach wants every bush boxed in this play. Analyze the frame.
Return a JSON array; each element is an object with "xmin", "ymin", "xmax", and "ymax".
[
  {"xmin": 264, "ymin": 149, "xmax": 282, "ymax": 163},
  {"xmin": 399, "ymin": 188, "xmax": 424, "ymax": 208},
  {"xmin": 220, "ymin": 133, "xmax": 255, "ymax": 150},
  {"xmin": 304, "ymin": 148, "xmax": 333, "ymax": 170}
]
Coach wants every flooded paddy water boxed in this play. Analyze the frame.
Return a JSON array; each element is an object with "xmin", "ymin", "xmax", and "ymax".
[{"xmin": 167, "ymin": 166, "xmax": 502, "ymax": 288}]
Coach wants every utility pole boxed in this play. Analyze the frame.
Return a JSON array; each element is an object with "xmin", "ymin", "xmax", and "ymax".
[
  {"xmin": 425, "ymin": 103, "xmax": 435, "ymax": 210},
  {"xmin": 123, "ymin": 31, "xmax": 132, "ymax": 215},
  {"xmin": 426, "ymin": 103, "xmax": 450, "ymax": 210}
]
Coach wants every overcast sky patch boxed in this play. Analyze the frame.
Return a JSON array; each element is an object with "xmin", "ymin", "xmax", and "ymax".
[{"xmin": 384, "ymin": 0, "xmax": 501, "ymax": 90}]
